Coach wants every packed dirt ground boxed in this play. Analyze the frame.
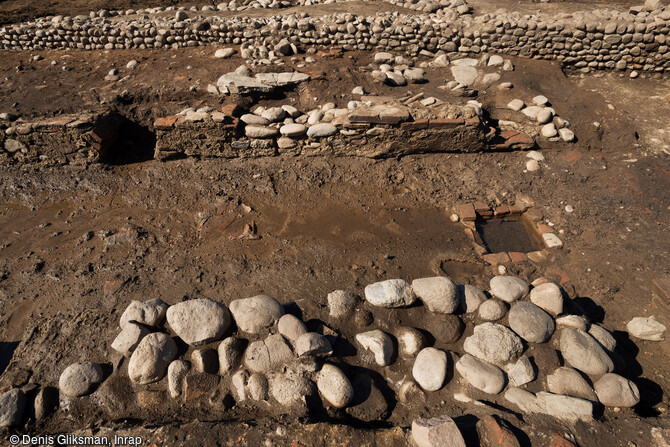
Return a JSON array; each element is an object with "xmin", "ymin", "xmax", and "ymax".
[{"xmin": 1, "ymin": 0, "xmax": 670, "ymax": 446}]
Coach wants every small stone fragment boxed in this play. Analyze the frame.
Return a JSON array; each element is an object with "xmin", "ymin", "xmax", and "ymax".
[
  {"xmin": 59, "ymin": 362, "xmax": 104, "ymax": 397},
  {"xmin": 0, "ymin": 389, "xmax": 26, "ymax": 427},
  {"xmin": 463, "ymin": 323, "xmax": 523, "ymax": 365},
  {"xmin": 364, "ymin": 279, "xmax": 416, "ymax": 308},
  {"xmin": 456, "ymin": 354, "xmax": 506, "ymax": 394},
  {"xmin": 478, "ymin": 299, "xmax": 507, "ymax": 321},
  {"xmin": 120, "ymin": 298, "xmax": 168, "ymax": 329},
  {"xmin": 588, "ymin": 324, "xmax": 617, "ymax": 352},
  {"xmin": 505, "ymin": 355, "xmax": 536, "ymax": 387},
  {"xmin": 412, "ymin": 276, "xmax": 460, "ymax": 314},
  {"xmin": 327, "ymin": 290, "xmax": 358, "ymax": 318},
  {"xmin": 627, "ymin": 316, "xmax": 666, "ymax": 341},
  {"xmin": 546, "ymin": 367, "xmax": 598, "ymax": 401},
  {"xmin": 277, "ymin": 314, "xmax": 308, "ymax": 344},
  {"xmin": 490, "ymin": 276, "xmax": 529, "ymax": 303},
  {"xmin": 166, "ymin": 298, "xmax": 231, "ymax": 345},
  {"xmin": 396, "ymin": 327, "xmax": 426, "ymax": 357},
  {"xmin": 218, "ymin": 337, "xmax": 245, "ymax": 374},
  {"xmin": 295, "ymin": 332, "xmax": 333, "ymax": 357},
  {"xmin": 413, "ymin": 347, "xmax": 448, "ymax": 391},
  {"xmin": 111, "ymin": 322, "xmax": 150, "ymax": 357},
  {"xmin": 128, "ymin": 333, "xmax": 178, "ymax": 385},
  {"xmin": 167, "ymin": 360, "xmax": 190, "ymax": 399},
  {"xmin": 508, "ymin": 301, "xmax": 555, "ymax": 343},
  {"xmin": 594, "ymin": 373, "xmax": 640, "ymax": 407},
  {"xmin": 459, "ymin": 284, "xmax": 487, "ymax": 313},
  {"xmin": 191, "ymin": 349, "xmax": 218, "ymax": 374},
  {"xmin": 356, "ymin": 330, "xmax": 394, "ymax": 366},
  {"xmin": 412, "ymin": 415, "xmax": 466, "ymax": 447},
  {"xmin": 530, "ymin": 282, "xmax": 563, "ymax": 315},
  {"xmin": 230, "ymin": 295, "xmax": 285, "ymax": 334},
  {"xmin": 317, "ymin": 364, "xmax": 354, "ymax": 408}
]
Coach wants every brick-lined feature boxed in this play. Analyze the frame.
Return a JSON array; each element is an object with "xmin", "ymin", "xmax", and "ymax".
[{"xmin": 454, "ymin": 201, "xmax": 564, "ymax": 265}]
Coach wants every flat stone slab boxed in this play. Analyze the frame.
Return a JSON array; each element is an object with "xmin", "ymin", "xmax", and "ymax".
[
  {"xmin": 254, "ymin": 72, "xmax": 310, "ymax": 87},
  {"xmin": 217, "ymin": 73, "xmax": 273, "ymax": 94}
]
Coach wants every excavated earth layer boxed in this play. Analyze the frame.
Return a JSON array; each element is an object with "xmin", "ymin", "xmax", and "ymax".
[{"xmin": 0, "ymin": 0, "xmax": 669, "ymax": 446}]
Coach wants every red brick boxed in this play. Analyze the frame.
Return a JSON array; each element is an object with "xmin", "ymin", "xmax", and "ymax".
[
  {"xmin": 546, "ymin": 264, "xmax": 571, "ymax": 285},
  {"xmin": 506, "ymin": 131, "xmax": 534, "ymax": 145},
  {"xmin": 494, "ymin": 205, "xmax": 510, "ymax": 216},
  {"xmin": 527, "ymin": 251, "xmax": 548, "ymax": 263},
  {"xmin": 475, "ymin": 201, "xmax": 493, "ymax": 218},
  {"xmin": 508, "ymin": 204, "xmax": 526, "ymax": 215},
  {"xmin": 220, "ymin": 104, "xmax": 243, "ymax": 117},
  {"xmin": 401, "ymin": 119, "xmax": 429, "ymax": 130},
  {"xmin": 465, "ymin": 117, "xmax": 480, "ymax": 126},
  {"xmin": 493, "ymin": 130, "xmax": 535, "ymax": 150},
  {"xmin": 482, "ymin": 252, "xmax": 510, "ymax": 265},
  {"xmin": 537, "ymin": 224, "xmax": 554, "ymax": 234},
  {"xmin": 524, "ymin": 208, "xmax": 543, "ymax": 222},
  {"xmin": 316, "ymin": 47, "xmax": 343, "ymax": 59},
  {"xmin": 456, "ymin": 204, "xmax": 477, "ymax": 221},
  {"xmin": 474, "ymin": 201, "xmax": 490, "ymax": 212},
  {"xmin": 476, "ymin": 415, "xmax": 521, "ymax": 447},
  {"xmin": 103, "ymin": 279, "xmax": 126, "ymax": 294},
  {"xmin": 652, "ymin": 277, "xmax": 670, "ymax": 301},
  {"xmin": 508, "ymin": 252, "xmax": 528, "ymax": 263},
  {"xmin": 562, "ymin": 152, "xmax": 583, "ymax": 166},
  {"xmin": 154, "ymin": 116, "xmax": 178, "ymax": 129},
  {"xmin": 427, "ymin": 118, "xmax": 465, "ymax": 129},
  {"xmin": 296, "ymin": 68, "xmax": 324, "ymax": 80},
  {"xmin": 550, "ymin": 434, "xmax": 577, "ymax": 447}
]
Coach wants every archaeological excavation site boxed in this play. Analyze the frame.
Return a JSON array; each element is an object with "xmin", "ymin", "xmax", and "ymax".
[{"xmin": 0, "ymin": 0, "xmax": 669, "ymax": 445}]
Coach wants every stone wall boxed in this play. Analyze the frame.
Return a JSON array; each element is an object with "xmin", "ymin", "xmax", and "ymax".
[
  {"xmin": 153, "ymin": 112, "xmax": 491, "ymax": 160},
  {"xmin": 0, "ymin": 112, "xmax": 128, "ymax": 166},
  {"xmin": 1, "ymin": 100, "xmax": 539, "ymax": 166},
  {"xmin": 0, "ymin": 0, "xmax": 668, "ymax": 73}
]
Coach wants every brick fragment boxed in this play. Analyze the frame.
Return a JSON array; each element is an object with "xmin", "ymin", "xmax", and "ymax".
[
  {"xmin": 494, "ymin": 206, "xmax": 510, "ymax": 216},
  {"xmin": 652, "ymin": 277, "xmax": 670, "ymax": 301},
  {"xmin": 401, "ymin": 120, "xmax": 429, "ymax": 130},
  {"xmin": 476, "ymin": 415, "xmax": 521, "ymax": 447},
  {"xmin": 524, "ymin": 208, "xmax": 543, "ymax": 222},
  {"xmin": 482, "ymin": 252, "xmax": 510, "ymax": 265},
  {"xmin": 508, "ymin": 204, "xmax": 526, "ymax": 215},
  {"xmin": 508, "ymin": 252, "xmax": 528, "ymax": 263},
  {"xmin": 427, "ymin": 118, "xmax": 465, "ymax": 129},
  {"xmin": 474, "ymin": 201, "xmax": 493, "ymax": 218},
  {"xmin": 456, "ymin": 204, "xmax": 477, "ymax": 221},
  {"xmin": 550, "ymin": 434, "xmax": 578, "ymax": 447},
  {"xmin": 527, "ymin": 251, "xmax": 548, "ymax": 263},
  {"xmin": 154, "ymin": 116, "xmax": 178, "ymax": 129}
]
